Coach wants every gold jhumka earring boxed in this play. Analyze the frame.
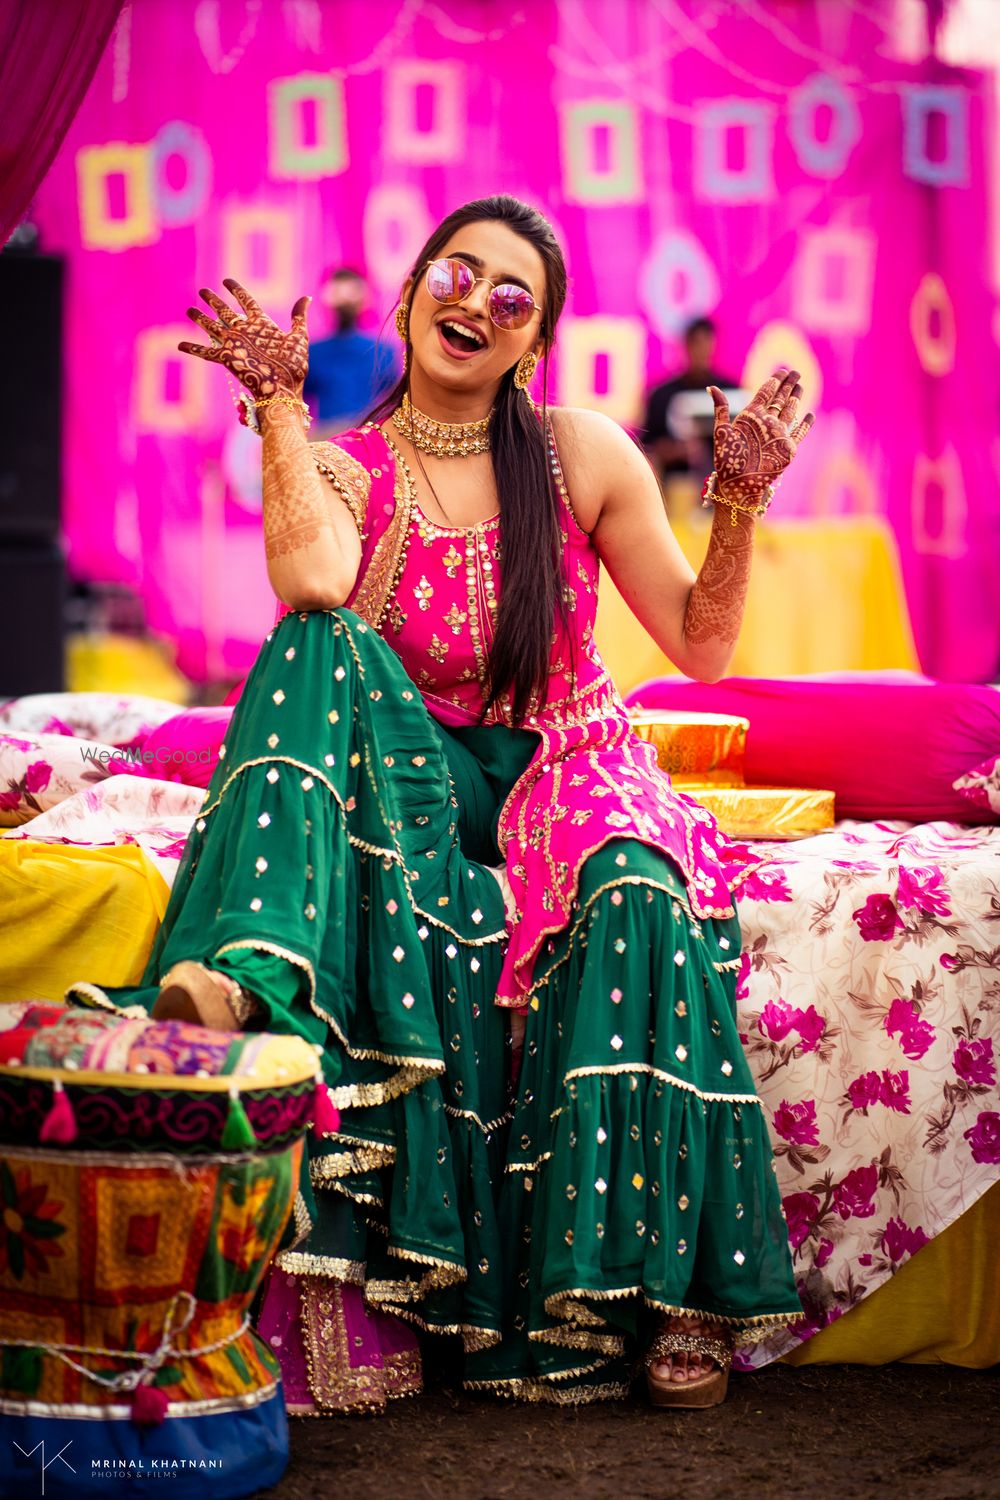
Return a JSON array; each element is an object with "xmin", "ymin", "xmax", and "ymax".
[
  {"xmin": 395, "ymin": 303, "xmax": 409, "ymax": 371},
  {"xmin": 513, "ymin": 350, "xmax": 538, "ymax": 390}
]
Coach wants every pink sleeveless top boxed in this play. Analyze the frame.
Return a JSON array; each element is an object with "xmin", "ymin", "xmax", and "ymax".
[{"xmin": 284, "ymin": 422, "xmax": 753, "ymax": 1007}]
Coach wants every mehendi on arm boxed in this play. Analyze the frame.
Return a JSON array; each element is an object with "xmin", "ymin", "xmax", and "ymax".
[
  {"xmin": 261, "ymin": 404, "xmax": 336, "ymax": 561},
  {"xmin": 683, "ymin": 504, "xmax": 756, "ymax": 648},
  {"xmin": 682, "ymin": 369, "xmax": 815, "ymax": 670}
]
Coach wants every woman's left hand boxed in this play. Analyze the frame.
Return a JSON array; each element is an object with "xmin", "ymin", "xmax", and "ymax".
[
  {"xmin": 708, "ymin": 368, "xmax": 815, "ymax": 505},
  {"xmin": 178, "ymin": 278, "xmax": 310, "ymax": 401}
]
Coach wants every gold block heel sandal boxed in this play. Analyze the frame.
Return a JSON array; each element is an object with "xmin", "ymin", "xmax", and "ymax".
[
  {"xmin": 153, "ymin": 960, "xmax": 260, "ymax": 1032},
  {"xmin": 644, "ymin": 1325, "xmax": 734, "ymax": 1410}
]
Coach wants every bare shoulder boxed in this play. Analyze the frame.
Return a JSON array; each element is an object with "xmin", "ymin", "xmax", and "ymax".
[
  {"xmin": 548, "ymin": 405, "xmax": 633, "ymax": 452},
  {"xmin": 547, "ymin": 406, "xmax": 652, "ymax": 530}
]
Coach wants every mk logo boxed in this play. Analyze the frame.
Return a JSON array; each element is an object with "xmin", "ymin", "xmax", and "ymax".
[{"xmin": 13, "ymin": 1440, "xmax": 76, "ymax": 1495}]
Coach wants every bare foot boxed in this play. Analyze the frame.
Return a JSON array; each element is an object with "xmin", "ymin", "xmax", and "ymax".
[{"xmin": 648, "ymin": 1313, "xmax": 726, "ymax": 1385}]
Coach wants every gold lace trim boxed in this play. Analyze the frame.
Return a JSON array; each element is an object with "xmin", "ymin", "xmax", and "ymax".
[
  {"xmin": 368, "ymin": 1305, "xmax": 501, "ymax": 1354},
  {"xmin": 443, "ymin": 1103, "xmax": 514, "ymax": 1134},
  {"xmin": 364, "ymin": 1263, "xmax": 464, "ymax": 1300},
  {"xmin": 289, "ymin": 1190, "xmax": 313, "ymax": 1248},
  {"xmin": 310, "ymin": 1144, "xmax": 396, "ymax": 1180},
  {"xmin": 327, "ymin": 1061, "xmax": 443, "ymax": 1111},
  {"xmin": 462, "ymin": 1375, "xmax": 630, "ymax": 1406},
  {"xmin": 544, "ymin": 1284, "xmax": 799, "ymax": 1349},
  {"xmin": 352, "ymin": 436, "xmax": 414, "ymax": 631},
  {"xmin": 298, "ymin": 1275, "xmax": 422, "ymax": 1413},
  {"xmin": 506, "ymin": 1151, "xmax": 553, "ymax": 1173},
  {"xmin": 528, "ymin": 1326, "xmax": 626, "ymax": 1356},
  {"xmin": 311, "ymin": 440, "xmax": 372, "ymax": 537},
  {"xmin": 274, "ymin": 1250, "xmax": 365, "ymax": 1283},
  {"xmin": 63, "ymin": 981, "xmax": 148, "ymax": 1020},
  {"xmin": 560, "ymin": 1062, "xmax": 762, "ymax": 1107}
]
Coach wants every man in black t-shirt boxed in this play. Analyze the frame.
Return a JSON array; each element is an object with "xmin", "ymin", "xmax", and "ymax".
[{"xmin": 642, "ymin": 317, "xmax": 738, "ymax": 484}]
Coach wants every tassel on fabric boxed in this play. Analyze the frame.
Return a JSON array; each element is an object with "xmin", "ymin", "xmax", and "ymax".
[
  {"xmin": 311, "ymin": 1081, "xmax": 340, "ymax": 1138},
  {"xmin": 221, "ymin": 1083, "xmax": 257, "ymax": 1150},
  {"xmin": 131, "ymin": 1382, "xmax": 170, "ymax": 1426},
  {"xmin": 40, "ymin": 1079, "xmax": 78, "ymax": 1145}
]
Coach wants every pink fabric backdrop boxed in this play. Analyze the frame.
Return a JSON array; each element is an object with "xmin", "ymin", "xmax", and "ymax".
[
  {"xmin": 0, "ymin": 0, "xmax": 123, "ymax": 242},
  {"xmin": 29, "ymin": 0, "xmax": 1000, "ymax": 682}
]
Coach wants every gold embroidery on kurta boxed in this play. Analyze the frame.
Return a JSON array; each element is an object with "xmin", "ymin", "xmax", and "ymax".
[{"xmin": 310, "ymin": 441, "xmax": 373, "ymax": 537}]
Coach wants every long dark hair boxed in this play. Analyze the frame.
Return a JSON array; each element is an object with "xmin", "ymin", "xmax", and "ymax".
[{"xmin": 367, "ymin": 195, "xmax": 570, "ymax": 727}]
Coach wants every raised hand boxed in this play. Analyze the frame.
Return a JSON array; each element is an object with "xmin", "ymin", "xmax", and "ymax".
[
  {"xmin": 708, "ymin": 369, "xmax": 815, "ymax": 505},
  {"xmin": 178, "ymin": 278, "xmax": 310, "ymax": 400}
]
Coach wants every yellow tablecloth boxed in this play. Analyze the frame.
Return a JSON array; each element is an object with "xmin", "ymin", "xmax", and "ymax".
[
  {"xmin": 0, "ymin": 841, "xmax": 169, "ymax": 1004},
  {"xmin": 595, "ymin": 515, "xmax": 919, "ymax": 697},
  {"xmin": 783, "ymin": 1182, "xmax": 1000, "ymax": 1367}
]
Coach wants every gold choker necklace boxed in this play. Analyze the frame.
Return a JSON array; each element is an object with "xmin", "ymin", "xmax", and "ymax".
[{"xmin": 391, "ymin": 394, "xmax": 492, "ymax": 457}]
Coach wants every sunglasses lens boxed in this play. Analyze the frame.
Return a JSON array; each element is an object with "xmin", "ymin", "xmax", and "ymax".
[
  {"xmin": 489, "ymin": 285, "xmax": 535, "ymax": 330},
  {"xmin": 426, "ymin": 259, "xmax": 473, "ymax": 304}
]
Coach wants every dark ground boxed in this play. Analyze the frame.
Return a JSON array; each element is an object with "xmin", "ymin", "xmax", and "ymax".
[{"xmin": 259, "ymin": 1363, "xmax": 1000, "ymax": 1500}]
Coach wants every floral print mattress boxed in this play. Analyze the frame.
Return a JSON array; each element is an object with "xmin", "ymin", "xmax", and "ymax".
[{"xmin": 729, "ymin": 818, "xmax": 1000, "ymax": 1367}]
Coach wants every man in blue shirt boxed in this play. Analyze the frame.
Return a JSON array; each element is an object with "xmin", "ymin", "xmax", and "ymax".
[{"xmin": 304, "ymin": 266, "xmax": 399, "ymax": 434}]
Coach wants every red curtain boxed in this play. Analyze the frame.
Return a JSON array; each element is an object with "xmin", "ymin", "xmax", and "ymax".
[{"xmin": 0, "ymin": 0, "xmax": 123, "ymax": 244}]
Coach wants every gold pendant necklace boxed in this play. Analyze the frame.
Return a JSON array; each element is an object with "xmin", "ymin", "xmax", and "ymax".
[{"xmin": 391, "ymin": 393, "xmax": 492, "ymax": 457}]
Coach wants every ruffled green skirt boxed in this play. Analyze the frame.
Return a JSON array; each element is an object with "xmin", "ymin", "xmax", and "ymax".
[{"xmin": 72, "ymin": 608, "xmax": 800, "ymax": 1403}]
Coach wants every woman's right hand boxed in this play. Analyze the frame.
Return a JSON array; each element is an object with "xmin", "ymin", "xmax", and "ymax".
[{"xmin": 178, "ymin": 278, "xmax": 310, "ymax": 401}]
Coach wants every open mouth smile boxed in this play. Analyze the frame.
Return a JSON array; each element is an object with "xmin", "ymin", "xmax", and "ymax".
[{"xmin": 437, "ymin": 318, "xmax": 489, "ymax": 358}]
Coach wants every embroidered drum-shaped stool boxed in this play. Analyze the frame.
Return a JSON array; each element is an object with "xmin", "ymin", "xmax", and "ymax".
[{"xmin": 0, "ymin": 1002, "xmax": 323, "ymax": 1500}]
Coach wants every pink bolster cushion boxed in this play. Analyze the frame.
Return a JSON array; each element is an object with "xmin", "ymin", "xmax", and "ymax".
[
  {"xmin": 138, "ymin": 706, "xmax": 234, "ymax": 788},
  {"xmin": 625, "ymin": 672, "xmax": 1000, "ymax": 824}
]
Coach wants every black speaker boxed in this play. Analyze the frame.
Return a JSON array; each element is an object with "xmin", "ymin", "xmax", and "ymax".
[
  {"xmin": 0, "ymin": 253, "xmax": 63, "ymax": 540},
  {"xmin": 0, "ymin": 539, "xmax": 65, "ymax": 696}
]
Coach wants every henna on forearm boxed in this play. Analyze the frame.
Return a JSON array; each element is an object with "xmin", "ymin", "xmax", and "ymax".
[
  {"xmin": 261, "ymin": 404, "xmax": 334, "ymax": 561},
  {"xmin": 679, "ymin": 369, "xmax": 816, "ymax": 667},
  {"xmin": 683, "ymin": 503, "xmax": 756, "ymax": 649},
  {"xmin": 260, "ymin": 406, "xmax": 362, "ymax": 604}
]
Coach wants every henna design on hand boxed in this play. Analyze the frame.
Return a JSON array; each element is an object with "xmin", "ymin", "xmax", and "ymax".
[
  {"xmin": 683, "ymin": 370, "xmax": 816, "ymax": 657},
  {"xmin": 178, "ymin": 278, "xmax": 310, "ymax": 400},
  {"xmin": 708, "ymin": 369, "xmax": 815, "ymax": 504},
  {"xmin": 262, "ymin": 405, "xmax": 333, "ymax": 562}
]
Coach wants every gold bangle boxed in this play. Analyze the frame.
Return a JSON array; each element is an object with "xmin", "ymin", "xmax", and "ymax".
[
  {"xmin": 255, "ymin": 394, "xmax": 313, "ymax": 429},
  {"xmin": 701, "ymin": 470, "xmax": 773, "ymax": 525}
]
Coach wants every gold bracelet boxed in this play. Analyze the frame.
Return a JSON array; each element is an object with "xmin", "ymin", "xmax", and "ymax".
[
  {"xmin": 254, "ymin": 394, "xmax": 313, "ymax": 429},
  {"xmin": 700, "ymin": 470, "xmax": 773, "ymax": 526}
]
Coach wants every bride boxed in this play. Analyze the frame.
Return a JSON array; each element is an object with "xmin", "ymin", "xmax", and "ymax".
[{"xmin": 73, "ymin": 194, "xmax": 813, "ymax": 1411}]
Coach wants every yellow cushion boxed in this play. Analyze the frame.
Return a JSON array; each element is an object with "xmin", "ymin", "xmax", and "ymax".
[{"xmin": 0, "ymin": 840, "xmax": 168, "ymax": 1004}]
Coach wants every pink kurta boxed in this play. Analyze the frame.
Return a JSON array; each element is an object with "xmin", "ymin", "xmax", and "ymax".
[{"xmin": 293, "ymin": 422, "xmax": 752, "ymax": 1006}]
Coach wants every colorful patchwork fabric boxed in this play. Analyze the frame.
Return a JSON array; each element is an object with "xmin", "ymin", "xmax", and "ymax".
[
  {"xmin": 0, "ymin": 1147, "xmax": 298, "ymax": 1407},
  {"xmin": 0, "ymin": 1004, "xmax": 314, "ymax": 1491},
  {"xmin": 0, "ymin": 1003, "xmax": 320, "ymax": 1153}
]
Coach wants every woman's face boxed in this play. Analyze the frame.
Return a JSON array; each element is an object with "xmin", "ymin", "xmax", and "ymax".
[{"xmin": 405, "ymin": 219, "xmax": 546, "ymax": 393}]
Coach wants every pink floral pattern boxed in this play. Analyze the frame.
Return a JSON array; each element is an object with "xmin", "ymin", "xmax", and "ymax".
[
  {"xmin": 953, "ymin": 753, "xmax": 1000, "ymax": 816},
  {"xmin": 0, "ymin": 732, "xmax": 135, "ymax": 827},
  {"xmin": 732, "ymin": 818, "xmax": 1000, "ymax": 1369},
  {"xmin": 0, "ymin": 692, "xmax": 182, "ymax": 750}
]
